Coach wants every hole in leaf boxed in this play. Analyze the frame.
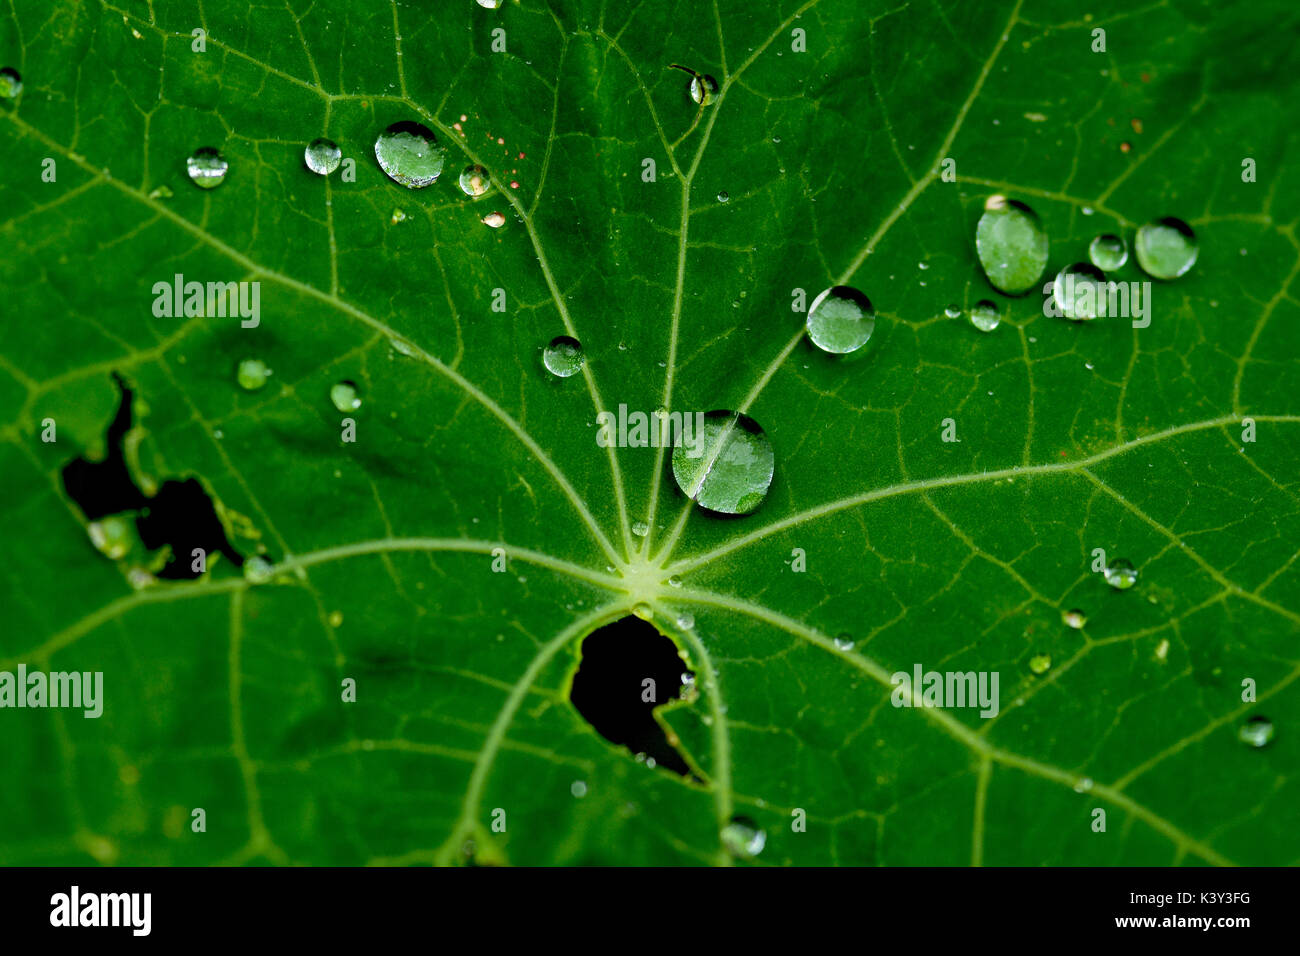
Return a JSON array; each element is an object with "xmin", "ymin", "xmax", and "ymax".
[
  {"xmin": 569, "ymin": 615, "xmax": 695, "ymax": 776},
  {"xmin": 61, "ymin": 374, "xmax": 244, "ymax": 579}
]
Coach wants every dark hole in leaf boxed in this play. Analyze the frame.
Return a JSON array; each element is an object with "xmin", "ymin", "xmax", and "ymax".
[
  {"xmin": 61, "ymin": 374, "xmax": 244, "ymax": 578},
  {"xmin": 569, "ymin": 615, "xmax": 695, "ymax": 776}
]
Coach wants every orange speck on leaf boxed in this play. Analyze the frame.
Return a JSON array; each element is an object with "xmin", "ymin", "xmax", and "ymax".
[
  {"xmin": 1131, "ymin": 118, "xmax": 1143, "ymax": 134},
  {"xmin": 1120, "ymin": 141, "xmax": 1132, "ymax": 153}
]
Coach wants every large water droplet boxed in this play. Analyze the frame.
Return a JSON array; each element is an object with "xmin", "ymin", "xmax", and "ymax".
[
  {"xmin": 969, "ymin": 299, "xmax": 1000, "ymax": 332},
  {"xmin": 476, "ymin": 0, "xmax": 503, "ymax": 8},
  {"xmin": 330, "ymin": 381, "xmax": 362, "ymax": 412},
  {"xmin": 975, "ymin": 195, "xmax": 1049, "ymax": 295},
  {"xmin": 1088, "ymin": 233, "xmax": 1128, "ymax": 270},
  {"xmin": 806, "ymin": 286, "xmax": 875, "ymax": 354},
  {"xmin": 671, "ymin": 410, "xmax": 774, "ymax": 515},
  {"xmin": 721, "ymin": 817, "xmax": 766, "ymax": 858},
  {"xmin": 542, "ymin": 336, "xmax": 584, "ymax": 377},
  {"xmin": 186, "ymin": 147, "xmax": 228, "ymax": 189},
  {"xmin": 1052, "ymin": 262, "xmax": 1107, "ymax": 321},
  {"xmin": 374, "ymin": 121, "xmax": 445, "ymax": 188},
  {"xmin": 459, "ymin": 164, "xmax": 492, "ymax": 197},
  {"xmin": 236, "ymin": 358, "xmax": 272, "ymax": 391},
  {"xmin": 0, "ymin": 67, "xmax": 21, "ymax": 99},
  {"xmin": 1135, "ymin": 217, "xmax": 1198, "ymax": 280},
  {"xmin": 1238, "ymin": 715, "xmax": 1275, "ymax": 748},
  {"xmin": 1103, "ymin": 558, "xmax": 1138, "ymax": 590},
  {"xmin": 689, "ymin": 74, "xmax": 718, "ymax": 105},
  {"xmin": 304, "ymin": 137, "xmax": 341, "ymax": 175}
]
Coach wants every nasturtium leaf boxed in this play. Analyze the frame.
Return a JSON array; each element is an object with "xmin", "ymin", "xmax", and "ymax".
[{"xmin": 2, "ymin": 0, "xmax": 1298, "ymax": 867}]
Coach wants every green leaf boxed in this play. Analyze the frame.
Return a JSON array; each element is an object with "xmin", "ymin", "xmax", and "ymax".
[{"xmin": 2, "ymin": 0, "xmax": 1298, "ymax": 867}]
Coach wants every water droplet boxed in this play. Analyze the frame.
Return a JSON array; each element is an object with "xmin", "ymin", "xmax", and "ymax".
[
  {"xmin": 390, "ymin": 208, "xmax": 407, "ymax": 224},
  {"xmin": 944, "ymin": 304, "xmax": 962, "ymax": 319},
  {"xmin": 671, "ymin": 410, "xmax": 774, "ymax": 515},
  {"xmin": 458, "ymin": 164, "xmax": 492, "ymax": 196},
  {"xmin": 631, "ymin": 521, "xmax": 649, "ymax": 537},
  {"xmin": 330, "ymin": 381, "xmax": 362, "ymax": 412},
  {"xmin": 1052, "ymin": 262, "xmax": 1108, "ymax": 321},
  {"xmin": 542, "ymin": 335, "xmax": 584, "ymax": 377},
  {"xmin": 717, "ymin": 190, "xmax": 729, "ymax": 203},
  {"xmin": 236, "ymin": 358, "xmax": 272, "ymax": 391},
  {"xmin": 689, "ymin": 74, "xmax": 718, "ymax": 105},
  {"xmin": 806, "ymin": 286, "xmax": 875, "ymax": 354},
  {"xmin": 1081, "ymin": 206, "xmax": 1095, "ymax": 216},
  {"xmin": 975, "ymin": 195, "xmax": 1049, "ymax": 295},
  {"xmin": 0, "ymin": 67, "xmax": 21, "ymax": 98},
  {"xmin": 676, "ymin": 613, "xmax": 695, "ymax": 630},
  {"xmin": 481, "ymin": 211, "xmax": 506, "ymax": 228},
  {"xmin": 186, "ymin": 147, "xmax": 228, "ymax": 189},
  {"xmin": 1238, "ymin": 715, "xmax": 1274, "ymax": 748},
  {"xmin": 667, "ymin": 575, "xmax": 682, "ymax": 588},
  {"xmin": 632, "ymin": 602, "xmax": 653, "ymax": 621},
  {"xmin": 1088, "ymin": 233, "xmax": 1128, "ymax": 270},
  {"xmin": 1103, "ymin": 558, "xmax": 1138, "ymax": 590},
  {"xmin": 243, "ymin": 555, "xmax": 275, "ymax": 583},
  {"xmin": 148, "ymin": 184, "xmax": 174, "ymax": 200},
  {"xmin": 570, "ymin": 780, "xmax": 588, "ymax": 798},
  {"xmin": 304, "ymin": 137, "xmax": 341, "ymax": 175},
  {"xmin": 969, "ymin": 299, "xmax": 1000, "ymax": 332},
  {"xmin": 1134, "ymin": 217, "xmax": 1198, "ymax": 280},
  {"xmin": 1029, "ymin": 653, "xmax": 1052, "ymax": 675},
  {"xmin": 833, "ymin": 633, "xmax": 855, "ymax": 651},
  {"xmin": 390, "ymin": 337, "xmax": 417, "ymax": 357},
  {"xmin": 1061, "ymin": 608, "xmax": 1087, "ymax": 629},
  {"xmin": 374, "ymin": 121, "xmax": 445, "ymax": 188},
  {"xmin": 1073, "ymin": 777, "xmax": 1094, "ymax": 793},
  {"xmin": 721, "ymin": 817, "xmax": 766, "ymax": 858},
  {"xmin": 88, "ymin": 516, "xmax": 133, "ymax": 560}
]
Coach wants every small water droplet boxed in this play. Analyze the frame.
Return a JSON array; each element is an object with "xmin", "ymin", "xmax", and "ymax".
[
  {"xmin": 1061, "ymin": 608, "xmax": 1087, "ymax": 629},
  {"xmin": 667, "ymin": 575, "xmax": 682, "ymax": 588},
  {"xmin": 1029, "ymin": 653, "xmax": 1052, "ymax": 675},
  {"xmin": 632, "ymin": 602, "xmax": 653, "ymax": 620},
  {"xmin": 1134, "ymin": 217, "xmax": 1198, "ymax": 280},
  {"xmin": 148, "ymin": 184, "xmax": 174, "ymax": 200},
  {"xmin": 721, "ymin": 817, "xmax": 766, "ymax": 858},
  {"xmin": 806, "ymin": 286, "xmax": 875, "ymax": 354},
  {"xmin": 1103, "ymin": 558, "xmax": 1138, "ymax": 590},
  {"xmin": 1238, "ymin": 715, "xmax": 1274, "ymax": 748},
  {"xmin": 481, "ymin": 211, "xmax": 506, "ymax": 228},
  {"xmin": 944, "ymin": 304, "xmax": 962, "ymax": 319},
  {"xmin": 1073, "ymin": 777, "xmax": 1093, "ymax": 793},
  {"xmin": 1088, "ymin": 233, "xmax": 1128, "ymax": 270},
  {"xmin": 243, "ymin": 555, "xmax": 275, "ymax": 583},
  {"xmin": 330, "ymin": 381, "xmax": 362, "ymax": 412},
  {"xmin": 458, "ymin": 164, "xmax": 492, "ymax": 196},
  {"xmin": 542, "ymin": 335, "xmax": 584, "ymax": 377},
  {"xmin": 1081, "ymin": 206, "xmax": 1095, "ymax": 216},
  {"xmin": 969, "ymin": 299, "xmax": 1000, "ymax": 332},
  {"xmin": 0, "ymin": 67, "xmax": 22, "ymax": 98},
  {"xmin": 390, "ymin": 337, "xmax": 417, "ymax": 357},
  {"xmin": 676, "ymin": 612, "xmax": 695, "ymax": 630},
  {"xmin": 671, "ymin": 410, "xmax": 774, "ymax": 515},
  {"xmin": 833, "ymin": 633, "xmax": 855, "ymax": 651},
  {"xmin": 88, "ymin": 516, "xmax": 132, "ymax": 560},
  {"xmin": 689, "ymin": 74, "xmax": 718, "ymax": 105},
  {"xmin": 975, "ymin": 196, "xmax": 1049, "ymax": 295},
  {"xmin": 186, "ymin": 147, "xmax": 228, "ymax": 189},
  {"xmin": 390, "ymin": 208, "xmax": 407, "ymax": 224},
  {"xmin": 236, "ymin": 358, "xmax": 272, "ymax": 391},
  {"xmin": 1053, "ymin": 262, "xmax": 1108, "ymax": 321},
  {"xmin": 631, "ymin": 521, "xmax": 650, "ymax": 538},
  {"xmin": 476, "ymin": 0, "xmax": 503, "ymax": 8},
  {"xmin": 304, "ymin": 137, "xmax": 341, "ymax": 175},
  {"xmin": 716, "ymin": 190, "xmax": 729, "ymax": 203},
  {"xmin": 570, "ymin": 780, "xmax": 588, "ymax": 798},
  {"xmin": 374, "ymin": 121, "xmax": 445, "ymax": 188}
]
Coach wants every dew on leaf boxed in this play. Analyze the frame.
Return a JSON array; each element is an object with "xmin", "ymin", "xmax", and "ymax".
[
  {"xmin": 667, "ymin": 575, "xmax": 682, "ymax": 588},
  {"xmin": 675, "ymin": 613, "xmax": 695, "ymax": 630},
  {"xmin": 806, "ymin": 286, "xmax": 875, "ymax": 354},
  {"xmin": 482, "ymin": 211, "xmax": 506, "ymax": 228},
  {"xmin": 236, "ymin": 358, "xmax": 271, "ymax": 391},
  {"xmin": 243, "ymin": 555, "xmax": 274, "ymax": 583},
  {"xmin": 1103, "ymin": 558, "xmax": 1138, "ymax": 590},
  {"xmin": 304, "ymin": 137, "xmax": 341, "ymax": 175},
  {"xmin": 374, "ymin": 121, "xmax": 445, "ymax": 188},
  {"xmin": 833, "ymin": 633, "xmax": 855, "ymax": 651},
  {"xmin": 944, "ymin": 304, "xmax": 962, "ymax": 319},
  {"xmin": 148, "ymin": 184, "xmax": 174, "ymax": 200},
  {"xmin": 1029, "ymin": 653, "xmax": 1052, "ymax": 675},
  {"xmin": 1062, "ymin": 608, "xmax": 1087, "ymax": 629},
  {"xmin": 721, "ymin": 817, "xmax": 766, "ymax": 858},
  {"xmin": 1053, "ymin": 262, "xmax": 1107, "ymax": 321},
  {"xmin": 717, "ymin": 190, "xmax": 729, "ymax": 203},
  {"xmin": 1088, "ymin": 233, "xmax": 1128, "ymax": 270},
  {"xmin": 632, "ymin": 602, "xmax": 653, "ymax": 621},
  {"xmin": 186, "ymin": 147, "xmax": 228, "ymax": 189},
  {"xmin": 689, "ymin": 74, "xmax": 718, "ymax": 105},
  {"xmin": 570, "ymin": 780, "xmax": 587, "ymax": 798},
  {"xmin": 974, "ymin": 195, "xmax": 1049, "ymax": 295},
  {"xmin": 0, "ymin": 66, "xmax": 21, "ymax": 98},
  {"xmin": 1238, "ymin": 715, "xmax": 1274, "ymax": 748},
  {"xmin": 459, "ymin": 164, "xmax": 492, "ymax": 196},
  {"xmin": 88, "ymin": 516, "xmax": 133, "ymax": 560},
  {"xmin": 542, "ymin": 335, "xmax": 585, "ymax": 377},
  {"xmin": 330, "ymin": 381, "xmax": 362, "ymax": 412},
  {"xmin": 969, "ymin": 299, "xmax": 1000, "ymax": 332},
  {"xmin": 671, "ymin": 410, "xmax": 774, "ymax": 515},
  {"xmin": 1135, "ymin": 217, "xmax": 1198, "ymax": 280}
]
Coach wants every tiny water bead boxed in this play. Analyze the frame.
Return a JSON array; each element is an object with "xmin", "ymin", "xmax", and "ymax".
[
  {"xmin": 721, "ymin": 817, "xmax": 766, "ymax": 858},
  {"xmin": 944, "ymin": 304, "xmax": 962, "ymax": 319},
  {"xmin": 974, "ymin": 195, "xmax": 1049, "ymax": 295},
  {"xmin": 689, "ymin": 74, "xmax": 718, "ymax": 105},
  {"xmin": 717, "ymin": 190, "xmax": 729, "ymax": 203},
  {"xmin": 330, "ymin": 381, "xmax": 362, "ymax": 412},
  {"xmin": 1238, "ymin": 715, "xmax": 1275, "ymax": 749},
  {"xmin": 304, "ymin": 137, "xmax": 341, "ymax": 175},
  {"xmin": 1104, "ymin": 558, "xmax": 1138, "ymax": 590},
  {"xmin": 675, "ymin": 613, "xmax": 695, "ymax": 630},
  {"xmin": 969, "ymin": 300, "xmax": 1000, "ymax": 332},
  {"xmin": 0, "ymin": 67, "xmax": 21, "ymax": 98},
  {"xmin": 631, "ymin": 521, "xmax": 650, "ymax": 537},
  {"xmin": 243, "ymin": 555, "xmax": 275, "ymax": 583},
  {"xmin": 459, "ymin": 164, "xmax": 492, "ymax": 197},
  {"xmin": 632, "ymin": 602, "xmax": 653, "ymax": 621},
  {"xmin": 833, "ymin": 633, "xmax": 855, "ymax": 651},
  {"xmin": 186, "ymin": 147, "xmax": 228, "ymax": 189},
  {"xmin": 1088, "ymin": 233, "xmax": 1128, "ymax": 271},
  {"xmin": 148, "ymin": 184, "xmax": 174, "ymax": 200},
  {"xmin": 672, "ymin": 410, "xmax": 774, "ymax": 515},
  {"xmin": 806, "ymin": 286, "xmax": 875, "ymax": 354},
  {"xmin": 1135, "ymin": 217, "xmax": 1198, "ymax": 280},
  {"xmin": 481, "ymin": 211, "xmax": 506, "ymax": 228},
  {"xmin": 236, "ymin": 358, "xmax": 272, "ymax": 391},
  {"xmin": 88, "ymin": 516, "xmax": 133, "ymax": 560},
  {"xmin": 1052, "ymin": 262, "xmax": 1107, "ymax": 321},
  {"xmin": 1029, "ymin": 653, "xmax": 1052, "ymax": 675},
  {"xmin": 570, "ymin": 780, "xmax": 588, "ymax": 798},
  {"xmin": 542, "ymin": 335, "xmax": 585, "ymax": 377},
  {"xmin": 374, "ymin": 121, "xmax": 445, "ymax": 188},
  {"xmin": 1062, "ymin": 608, "xmax": 1087, "ymax": 629}
]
